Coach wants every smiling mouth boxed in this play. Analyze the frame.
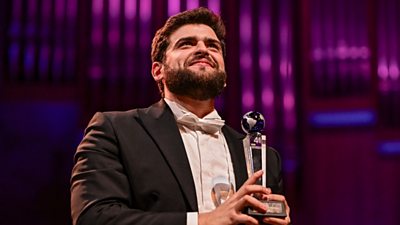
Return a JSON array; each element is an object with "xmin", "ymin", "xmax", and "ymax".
[{"xmin": 189, "ymin": 60, "xmax": 215, "ymax": 68}]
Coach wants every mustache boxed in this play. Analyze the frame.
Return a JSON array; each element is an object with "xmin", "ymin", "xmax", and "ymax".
[{"xmin": 185, "ymin": 54, "xmax": 217, "ymax": 68}]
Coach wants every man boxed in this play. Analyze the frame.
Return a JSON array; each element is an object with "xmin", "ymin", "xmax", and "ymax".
[{"xmin": 70, "ymin": 7, "xmax": 290, "ymax": 225}]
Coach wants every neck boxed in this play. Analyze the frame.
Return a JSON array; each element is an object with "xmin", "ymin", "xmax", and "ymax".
[{"xmin": 165, "ymin": 93, "xmax": 215, "ymax": 118}]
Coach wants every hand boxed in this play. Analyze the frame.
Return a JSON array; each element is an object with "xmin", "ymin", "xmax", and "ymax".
[
  {"xmin": 198, "ymin": 170, "xmax": 271, "ymax": 225},
  {"xmin": 261, "ymin": 194, "xmax": 291, "ymax": 225}
]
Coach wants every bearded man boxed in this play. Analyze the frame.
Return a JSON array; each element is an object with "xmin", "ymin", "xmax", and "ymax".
[{"xmin": 70, "ymin": 7, "xmax": 290, "ymax": 225}]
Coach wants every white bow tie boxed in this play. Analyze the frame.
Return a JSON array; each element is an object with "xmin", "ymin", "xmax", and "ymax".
[{"xmin": 176, "ymin": 113, "xmax": 225, "ymax": 134}]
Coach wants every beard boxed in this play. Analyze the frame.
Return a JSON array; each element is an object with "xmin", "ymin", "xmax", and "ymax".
[{"xmin": 164, "ymin": 66, "xmax": 227, "ymax": 101}]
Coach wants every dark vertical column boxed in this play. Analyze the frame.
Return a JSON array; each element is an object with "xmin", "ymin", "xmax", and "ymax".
[
  {"xmin": 0, "ymin": 0, "xmax": 11, "ymax": 83},
  {"xmin": 77, "ymin": 0, "xmax": 92, "ymax": 124},
  {"xmin": 220, "ymin": 0, "xmax": 241, "ymax": 128}
]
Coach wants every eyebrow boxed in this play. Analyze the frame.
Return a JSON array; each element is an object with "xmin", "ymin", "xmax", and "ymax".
[{"xmin": 173, "ymin": 36, "xmax": 222, "ymax": 48}]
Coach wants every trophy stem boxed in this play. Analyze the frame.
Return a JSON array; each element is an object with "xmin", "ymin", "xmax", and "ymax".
[
  {"xmin": 261, "ymin": 135, "xmax": 266, "ymax": 187},
  {"xmin": 245, "ymin": 132, "xmax": 264, "ymax": 186}
]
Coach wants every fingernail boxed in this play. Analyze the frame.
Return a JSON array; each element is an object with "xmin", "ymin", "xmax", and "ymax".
[{"xmin": 262, "ymin": 204, "xmax": 267, "ymax": 211}]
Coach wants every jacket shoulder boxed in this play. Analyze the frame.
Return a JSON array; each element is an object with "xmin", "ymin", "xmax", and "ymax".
[
  {"xmin": 101, "ymin": 109, "xmax": 139, "ymax": 120},
  {"xmin": 99, "ymin": 100, "xmax": 166, "ymax": 122}
]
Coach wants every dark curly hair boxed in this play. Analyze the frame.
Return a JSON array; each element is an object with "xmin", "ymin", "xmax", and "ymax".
[
  {"xmin": 151, "ymin": 7, "xmax": 226, "ymax": 63},
  {"xmin": 151, "ymin": 7, "xmax": 226, "ymax": 96}
]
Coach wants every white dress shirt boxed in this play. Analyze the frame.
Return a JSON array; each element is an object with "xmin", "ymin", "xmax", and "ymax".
[{"xmin": 164, "ymin": 99, "xmax": 236, "ymax": 225}]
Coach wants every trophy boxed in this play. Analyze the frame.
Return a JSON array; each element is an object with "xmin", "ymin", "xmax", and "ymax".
[
  {"xmin": 211, "ymin": 176, "xmax": 234, "ymax": 207},
  {"xmin": 241, "ymin": 111, "xmax": 286, "ymax": 218}
]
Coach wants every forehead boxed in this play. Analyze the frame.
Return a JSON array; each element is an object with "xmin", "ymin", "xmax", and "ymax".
[{"xmin": 168, "ymin": 24, "xmax": 219, "ymax": 44}]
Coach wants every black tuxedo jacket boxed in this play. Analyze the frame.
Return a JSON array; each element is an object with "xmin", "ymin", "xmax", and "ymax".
[{"xmin": 70, "ymin": 100, "xmax": 283, "ymax": 225}]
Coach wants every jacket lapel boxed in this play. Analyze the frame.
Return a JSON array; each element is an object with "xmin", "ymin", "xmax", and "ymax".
[
  {"xmin": 138, "ymin": 100, "xmax": 198, "ymax": 211},
  {"xmin": 222, "ymin": 126, "xmax": 248, "ymax": 190},
  {"xmin": 137, "ymin": 100, "xmax": 248, "ymax": 209}
]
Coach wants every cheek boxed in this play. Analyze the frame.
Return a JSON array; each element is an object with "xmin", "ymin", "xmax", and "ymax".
[
  {"xmin": 211, "ymin": 53, "xmax": 225, "ymax": 68},
  {"xmin": 165, "ymin": 54, "xmax": 187, "ymax": 68},
  {"xmin": 217, "ymin": 58, "xmax": 225, "ymax": 71}
]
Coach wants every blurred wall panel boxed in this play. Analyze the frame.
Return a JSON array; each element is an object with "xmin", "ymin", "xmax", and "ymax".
[
  {"xmin": 297, "ymin": 0, "xmax": 400, "ymax": 225},
  {"xmin": 377, "ymin": 0, "xmax": 400, "ymax": 129}
]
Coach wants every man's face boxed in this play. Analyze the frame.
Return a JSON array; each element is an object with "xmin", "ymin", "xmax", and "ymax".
[{"xmin": 161, "ymin": 24, "xmax": 226, "ymax": 100}]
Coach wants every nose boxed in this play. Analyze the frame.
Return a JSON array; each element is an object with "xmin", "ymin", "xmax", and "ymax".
[{"xmin": 194, "ymin": 41, "xmax": 208, "ymax": 55}]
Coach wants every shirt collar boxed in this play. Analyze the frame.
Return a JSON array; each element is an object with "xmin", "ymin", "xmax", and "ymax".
[{"xmin": 164, "ymin": 98, "xmax": 222, "ymax": 121}]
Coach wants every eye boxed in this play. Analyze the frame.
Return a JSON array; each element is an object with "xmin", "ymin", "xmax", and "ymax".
[
  {"xmin": 208, "ymin": 42, "xmax": 222, "ymax": 51},
  {"xmin": 177, "ymin": 40, "xmax": 195, "ymax": 48}
]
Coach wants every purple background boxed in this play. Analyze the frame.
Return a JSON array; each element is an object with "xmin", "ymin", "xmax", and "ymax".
[{"xmin": 0, "ymin": 0, "xmax": 399, "ymax": 225}]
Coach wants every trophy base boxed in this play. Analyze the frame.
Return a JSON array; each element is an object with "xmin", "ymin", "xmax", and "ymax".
[{"xmin": 247, "ymin": 200, "xmax": 287, "ymax": 218}]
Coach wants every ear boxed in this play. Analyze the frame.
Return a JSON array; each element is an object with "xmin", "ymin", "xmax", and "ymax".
[{"xmin": 152, "ymin": 62, "xmax": 164, "ymax": 82}]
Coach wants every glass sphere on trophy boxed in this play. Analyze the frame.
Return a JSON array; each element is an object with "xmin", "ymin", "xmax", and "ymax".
[{"xmin": 241, "ymin": 111, "xmax": 286, "ymax": 218}]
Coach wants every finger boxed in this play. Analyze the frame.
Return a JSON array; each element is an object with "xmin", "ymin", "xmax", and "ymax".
[
  {"xmin": 263, "ymin": 216, "xmax": 291, "ymax": 225},
  {"xmin": 242, "ymin": 170, "xmax": 264, "ymax": 186},
  {"xmin": 262, "ymin": 195, "xmax": 290, "ymax": 225},
  {"xmin": 264, "ymin": 194, "xmax": 290, "ymax": 215},
  {"xmin": 235, "ymin": 184, "xmax": 271, "ymax": 199},
  {"xmin": 258, "ymin": 188, "xmax": 272, "ymax": 199},
  {"xmin": 265, "ymin": 194, "xmax": 286, "ymax": 202},
  {"xmin": 236, "ymin": 194, "xmax": 267, "ymax": 213},
  {"xmin": 235, "ymin": 214, "xmax": 260, "ymax": 225}
]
